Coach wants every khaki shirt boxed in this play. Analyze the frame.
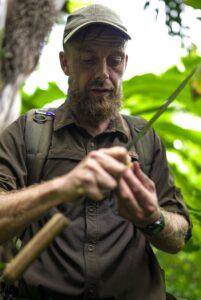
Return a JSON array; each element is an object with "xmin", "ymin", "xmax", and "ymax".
[{"xmin": 0, "ymin": 101, "xmax": 191, "ymax": 300}]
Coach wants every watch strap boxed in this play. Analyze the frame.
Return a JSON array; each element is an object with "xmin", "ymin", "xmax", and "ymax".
[{"xmin": 138, "ymin": 213, "xmax": 165, "ymax": 236}]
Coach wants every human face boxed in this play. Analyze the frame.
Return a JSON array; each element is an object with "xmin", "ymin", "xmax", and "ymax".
[{"xmin": 60, "ymin": 29, "xmax": 128, "ymax": 125}]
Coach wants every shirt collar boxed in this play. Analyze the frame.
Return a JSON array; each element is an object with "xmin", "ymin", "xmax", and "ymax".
[
  {"xmin": 54, "ymin": 100, "xmax": 129, "ymax": 142},
  {"xmin": 54, "ymin": 100, "xmax": 75, "ymax": 131}
]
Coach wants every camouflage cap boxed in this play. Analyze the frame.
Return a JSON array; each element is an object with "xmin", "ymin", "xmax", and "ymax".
[{"xmin": 63, "ymin": 4, "xmax": 131, "ymax": 45}]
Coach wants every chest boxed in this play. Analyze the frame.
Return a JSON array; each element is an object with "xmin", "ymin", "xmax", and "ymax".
[{"xmin": 42, "ymin": 125, "xmax": 128, "ymax": 180}]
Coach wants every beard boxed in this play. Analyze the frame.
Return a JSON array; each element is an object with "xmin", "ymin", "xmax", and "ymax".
[{"xmin": 67, "ymin": 77, "xmax": 122, "ymax": 127}]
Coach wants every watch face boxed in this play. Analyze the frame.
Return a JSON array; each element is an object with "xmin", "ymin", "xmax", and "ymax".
[{"xmin": 139, "ymin": 213, "xmax": 165, "ymax": 236}]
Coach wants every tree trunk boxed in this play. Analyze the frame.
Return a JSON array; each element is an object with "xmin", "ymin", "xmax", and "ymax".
[{"xmin": 0, "ymin": 0, "xmax": 66, "ymax": 134}]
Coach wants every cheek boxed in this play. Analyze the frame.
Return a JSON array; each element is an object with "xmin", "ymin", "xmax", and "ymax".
[
  {"xmin": 73, "ymin": 64, "xmax": 92, "ymax": 86},
  {"xmin": 70, "ymin": 72, "xmax": 89, "ymax": 93},
  {"xmin": 111, "ymin": 71, "xmax": 124, "ymax": 89},
  {"xmin": 78, "ymin": 75, "xmax": 90, "ymax": 91}
]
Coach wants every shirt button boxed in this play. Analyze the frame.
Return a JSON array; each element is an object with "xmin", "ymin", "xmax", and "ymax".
[
  {"xmin": 88, "ymin": 244, "xmax": 95, "ymax": 252},
  {"xmin": 89, "ymin": 285, "xmax": 95, "ymax": 294},
  {"xmin": 88, "ymin": 206, "xmax": 95, "ymax": 213}
]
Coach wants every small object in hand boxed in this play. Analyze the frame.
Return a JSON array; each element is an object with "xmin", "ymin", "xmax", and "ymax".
[{"xmin": 127, "ymin": 158, "xmax": 133, "ymax": 169}]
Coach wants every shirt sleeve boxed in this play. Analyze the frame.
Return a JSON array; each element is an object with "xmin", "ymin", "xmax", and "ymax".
[
  {"xmin": 150, "ymin": 130, "xmax": 191, "ymax": 228},
  {"xmin": 0, "ymin": 115, "xmax": 27, "ymax": 191}
]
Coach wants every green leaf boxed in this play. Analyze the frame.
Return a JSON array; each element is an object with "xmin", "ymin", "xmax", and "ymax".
[
  {"xmin": 127, "ymin": 69, "xmax": 196, "ymax": 149},
  {"xmin": 184, "ymin": 0, "xmax": 201, "ymax": 9},
  {"xmin": 183, "ymin": 238, "xmax": 201, "ymax": 252},
  {"xmin": 21, "ymin": 82, "xmax": 66, "ymax": 114},
  {"xmin": 67, "ymin": 0, "xmax": 92, "ymax": 12}
]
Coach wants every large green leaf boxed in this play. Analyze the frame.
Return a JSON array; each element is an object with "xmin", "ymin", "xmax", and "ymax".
[
  {"xmin": 123, "ymin": 54, "xmax": 201, "ymax": 118},
  {"xmin": 21, "ymin": 82, "xmax": 66, "ymax": 114}
]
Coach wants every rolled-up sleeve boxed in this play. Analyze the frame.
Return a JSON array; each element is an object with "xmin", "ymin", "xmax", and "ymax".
[{"xmin": 150, "ymin": 130, "xmax": 192, "ymax": 231}]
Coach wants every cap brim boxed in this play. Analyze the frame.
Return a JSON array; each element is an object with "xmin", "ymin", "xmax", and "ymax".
[{"xmin": 63, "ymin": 20, "xmax": 131, "ymax": 44}]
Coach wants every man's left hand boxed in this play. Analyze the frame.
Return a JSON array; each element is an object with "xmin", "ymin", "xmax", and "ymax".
[{"xmin": 116, "ymin": 162, "xmax": 161, "ymax": 227}]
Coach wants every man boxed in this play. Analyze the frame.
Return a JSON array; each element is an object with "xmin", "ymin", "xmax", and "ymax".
[{"xmin": 0, "ymin": 4, "xmax": 191, "ymax": 300}]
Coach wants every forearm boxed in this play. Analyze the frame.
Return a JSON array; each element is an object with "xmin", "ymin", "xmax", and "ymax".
[
  {"xmin": 117, "ymin": 165, "xmax": 190, "ymax": 254},
  {"xmin": 0, "ymin": 147, "xmax": 129, "ymax": 244},
  {"xmin": 147, "ymin": 209, "xmax": 189, "ymax": 254},
  {"xmin": 0, "ymin": 176, "xmax": 75, "ymax": 244}
]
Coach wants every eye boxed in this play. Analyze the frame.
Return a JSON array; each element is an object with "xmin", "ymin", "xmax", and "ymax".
[
  {"xmin": 108, "ymin": 55, "xmax": 123, "ymax": 67},
  {"xmin": 81, "ymin": 56, "xmax": 96, "ymax": 65}
]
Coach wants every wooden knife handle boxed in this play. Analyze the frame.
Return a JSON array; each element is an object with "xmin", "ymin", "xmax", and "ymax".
[{"xmin": 3, "ymin": 213, "xmax": 69, "ymax": 283}]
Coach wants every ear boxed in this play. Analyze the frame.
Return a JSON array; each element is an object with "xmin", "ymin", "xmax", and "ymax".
[{"xmin": 59, "ymin": 51, "xmax": 70, "ymax": 75}]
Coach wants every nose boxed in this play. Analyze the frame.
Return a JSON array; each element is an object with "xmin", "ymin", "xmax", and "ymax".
[{"xmin": 94, "ymin": 59, "xmax": 109, "ymax": 81}]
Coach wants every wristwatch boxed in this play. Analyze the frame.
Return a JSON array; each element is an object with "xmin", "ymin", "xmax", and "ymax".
[{"xmin": 138, "ymin": 213, "xmax": 165, "ymax": 236}]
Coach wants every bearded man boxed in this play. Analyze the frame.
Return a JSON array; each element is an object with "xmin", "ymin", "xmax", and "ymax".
[{"xmin": 0, "ymin": 4, "xmax": 191, "ymax": 300}]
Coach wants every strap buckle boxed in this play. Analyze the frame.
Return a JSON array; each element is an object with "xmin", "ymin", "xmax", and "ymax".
[{"xmin": 33, "ymin": 109, "xmax": 56, "ymax": 123}]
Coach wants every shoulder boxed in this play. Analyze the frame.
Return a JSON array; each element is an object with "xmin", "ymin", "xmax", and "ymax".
[
  {"xmin": 121, "ymin": 114, "xmax": 154, "ymax": 139},
  {"xmin": 0, "ymin": 114, "xmax": 26, "ymax": 142},
  {"xmin": 121, "ymin": 114, "xmax": 148, "ymax": 126}
]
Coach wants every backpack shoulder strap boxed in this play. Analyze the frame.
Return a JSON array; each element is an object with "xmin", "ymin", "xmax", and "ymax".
[
  {"xmin": 122, "ymin": 114, "xmax": 154, "ymax": 176},
  {"xmin": 25, "ymin": 108, "xmax": 56, "ymax": 185}
]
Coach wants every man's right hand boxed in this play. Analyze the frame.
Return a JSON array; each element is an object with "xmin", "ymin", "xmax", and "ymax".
[{"xmin": 57, "ymin": 146, "xmax": 129, "ymax": 201}]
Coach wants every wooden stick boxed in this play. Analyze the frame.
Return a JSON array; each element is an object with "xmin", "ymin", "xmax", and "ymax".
[
  {"xmin": 126, "ymin": 68, "xmax": 196, "ymax": 150},
  {"xmin": 2, "ymin": 213, "xmax": 69, "ymax": 283}
]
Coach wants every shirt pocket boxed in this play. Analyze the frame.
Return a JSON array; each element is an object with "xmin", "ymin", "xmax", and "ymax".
[{"xmin": 42, "ymin": 148, "xmax": 86, "ymax": 180}]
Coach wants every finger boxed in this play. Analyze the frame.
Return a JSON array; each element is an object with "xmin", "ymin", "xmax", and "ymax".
[
  {"xmin": 97, "ymin": 147, "xmax": 130, "ymax": 165},
  {"xmin": 85, "ymin": 157, "xmax": 118, "ymax": 190},
  {"xmin": 117, "ymin": 177, "xmax": 141, "ymax": 212},
  {"xmin": 120, "ymin": 172, "xmax": 160, "ymax": 225},
  {"xmin": 122, "ymin": 168, "xmax": 156, "ymax": 213},
  {"xmin": 133, "ymin": 162, "xmax": 155, "ymax": 192},
  {"xmin": 89, "ymin": 150, "xmax": 127, "ymax": 178},
  {"xmin": 76, "ymin": 167, "xmax": 113, "ymax": 200}
]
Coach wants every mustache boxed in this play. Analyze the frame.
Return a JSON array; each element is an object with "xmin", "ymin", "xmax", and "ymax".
[{"xmin": 88, "ymin": 79, "xmax": 113, "ymax": 89}]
